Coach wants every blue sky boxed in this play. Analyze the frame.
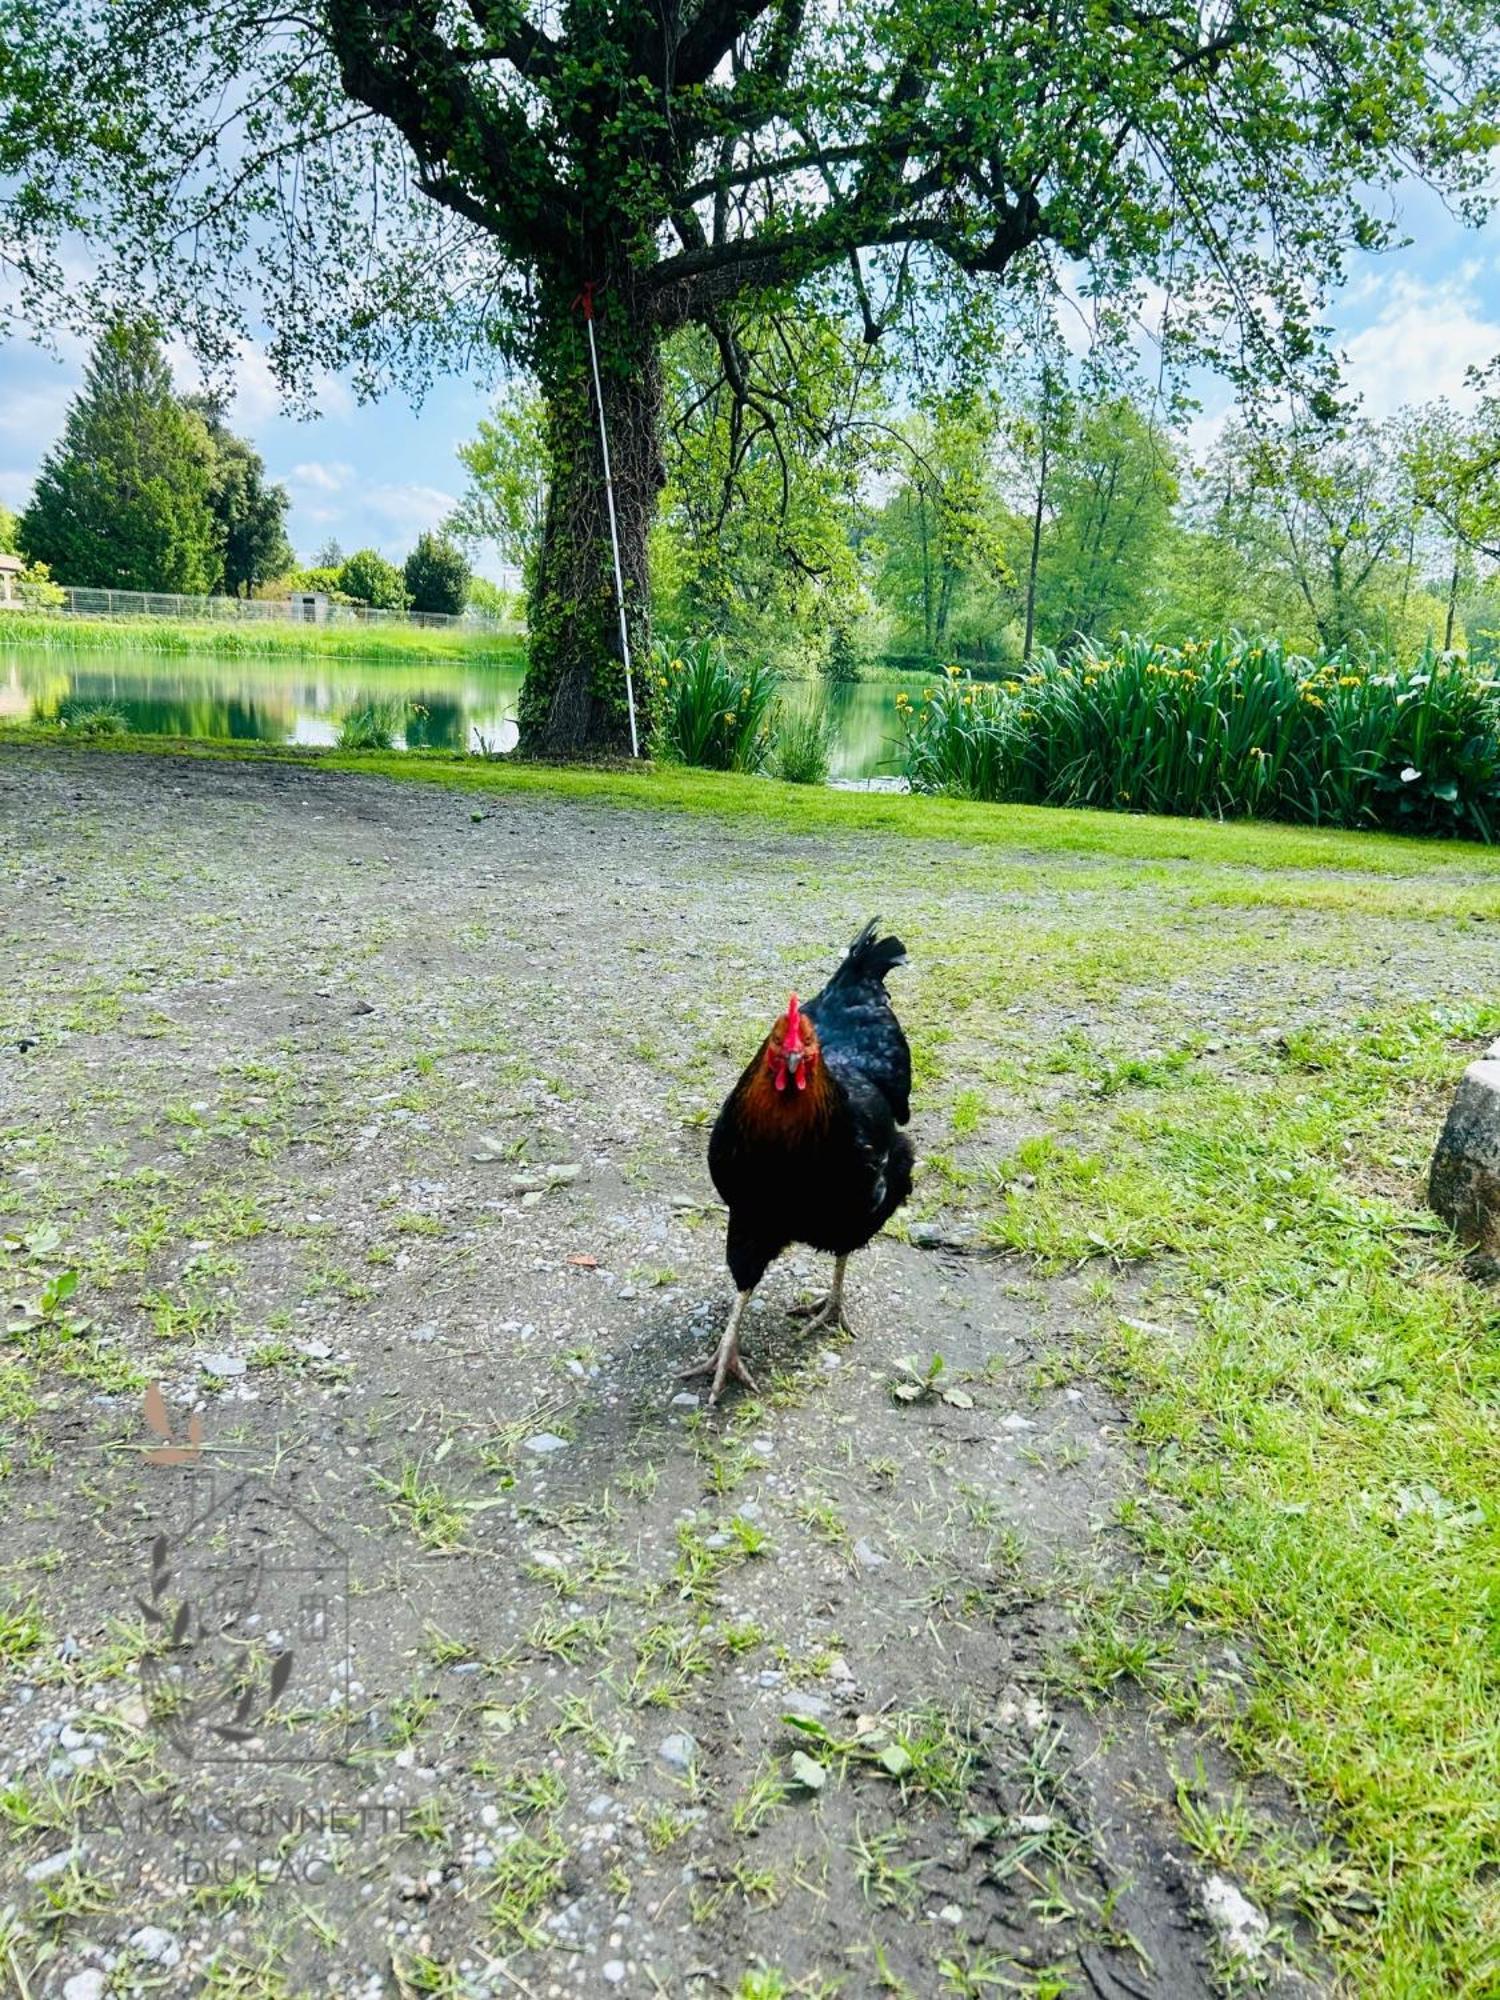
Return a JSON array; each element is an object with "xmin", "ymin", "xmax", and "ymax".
[{"xmin": 2, "ymin": 173, "xmax": 1498, "ymax": 575}]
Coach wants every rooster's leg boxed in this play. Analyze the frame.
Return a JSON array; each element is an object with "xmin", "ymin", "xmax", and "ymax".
[
  {"xmin": 788, "ymin": 1254, "xmax": 851, "ymax": 1334},
  {"xmin": 680, "ymin": 1290, "xmax": 760, "ymax": 1405}
]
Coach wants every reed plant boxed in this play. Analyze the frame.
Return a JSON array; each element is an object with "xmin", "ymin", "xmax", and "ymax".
[{"xmin": 899, "ymin": 636, "xmax": 1500, "ymax": 839}]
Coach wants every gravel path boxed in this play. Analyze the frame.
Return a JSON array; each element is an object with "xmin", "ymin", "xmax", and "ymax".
[{"xmin": 0, "ymin": 747, "xmax": 1412, "ymax": 1998}]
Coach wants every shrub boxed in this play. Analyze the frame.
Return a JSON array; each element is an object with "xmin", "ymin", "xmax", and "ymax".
[
  {"xmin": 772, "ymin": 707, "xmax": 833, "ymax": 785},
  {"xmin": 899, "ymin": 637, "xmax": 1500, "ymax": 840},
  {"xmin": 404, "ymin": 532, "xmax": 471, "ymax": 615},
  {"xmin": 337, "ymin": 548, "xmax": 409, "ymax": 610},
  {"xmin": 651, "ymin": 637, "xmax": 778, "ymax": 772},
  {"xmin": 337, "ymin": 697, "xmax": 407, "ymax": 749},
  {"xmin": 16, "ymin": 560, "xmax": 64, "ymax": 608}
]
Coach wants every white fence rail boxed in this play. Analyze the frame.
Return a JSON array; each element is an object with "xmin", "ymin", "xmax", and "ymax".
[{"xmin": 25, "ymin": 585, "xmax": 519, "ymax": 632}]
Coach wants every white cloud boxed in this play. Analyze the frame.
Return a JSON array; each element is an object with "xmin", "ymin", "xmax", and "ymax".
[
  {"xmin": 364, "ymin": 482, "xmax": 458, "ymax": 537},
  {"xmin": 0, "ymin": 470, "xmax": 33, "ymax": 509},
  {"xmin": 1339, "ymin": 272, "xmax": 1500, "ymax": 419},
  {"xmin": 286, "ymin": 460, "xmax": 355, "ymax": 493}
]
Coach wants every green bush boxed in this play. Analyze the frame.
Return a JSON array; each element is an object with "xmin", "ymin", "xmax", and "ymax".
[
  {"xmin": 771, "ymin": 707, "xmax": 833, "ymax": 785},
  {"xmin": 899, "ymin": 636, "xmax": 1500, "ymax": 840},
  {"xmin": 337, "ymin": 548, "xmax": 409, "ymax": 610},
  {"xmin": 337, "ymin": 698, "xmax": 407, "ymax": 750},
  {"xmin": 651, "ymin": 637, "xmax": 778, "ymax": 772}
]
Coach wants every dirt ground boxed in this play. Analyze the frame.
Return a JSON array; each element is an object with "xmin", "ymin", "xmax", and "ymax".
[{"xmin": 0, "ymin": 747, "xmax": 1381, "ymax": 1999}]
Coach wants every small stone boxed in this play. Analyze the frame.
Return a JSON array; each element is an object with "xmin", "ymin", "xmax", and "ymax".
[
  {"xmin": 25, "ymin": 1849, "xmax": 75, "ymax": 1884},
  {"xmin": 129, "ymin": 1926, "xmax": 180, "ymax": 1968},
  {"xmin": 199, "ymin": 1352, "xmax": 246, "ymax": 1378},
  {"xmin": 657, "ymin": 1732, "xmax": 697, "ymax": 1772},
  {"xmin": 64, "ymin": 1974, "xmax": 107, "ymax": 2000},
  {"xmin": 1000, "ymin": 1410, "xmax": 1036, "ymax": 1433},
  {"xmin": 1202, "ymin": 1875, "xmax": 1269, "ymax": 1960},
  {"xmin": 781, "ymin": 1690, "xmax": 830, "ymax": 1720},
  {"xmin": 853, "ymin": 1538, "xmax": 888, "ymax": 1569},
  {"xmin": 523, "ymin": 1433, "xmax": 569, "ymax": 1455},
  {"xmin": 603, "ymin": 1962, "xmax": 626, "ymax": 1985},
  {"xmin": 587, "ymin": 1795, "xmax": 614, "ymax": 1819},
  {"xmin": 59, "ymin": 1724, "xmax": 87, "ymax": 1749},
  {"xmin": 938, "ymin": 1903, "xmax": 964, "ymax": 1926},
  {"xmin": 407, "ymin": 1324, "xmax": 438, "ymax": 1345},
  {"xmin": 671, "ymin": 1390, "xmax": 698, "ymax": 1407}
]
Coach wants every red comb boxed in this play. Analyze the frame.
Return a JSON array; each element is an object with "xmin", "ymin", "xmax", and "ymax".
[{"xmin": 785, "ymin": 994, "xmax": 802, "ymax": 1052}]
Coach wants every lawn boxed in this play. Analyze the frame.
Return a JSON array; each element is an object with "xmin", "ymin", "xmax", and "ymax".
[{"xmin": 1, "ymin": 736, "xmax": 1497, "ymax": 1995}]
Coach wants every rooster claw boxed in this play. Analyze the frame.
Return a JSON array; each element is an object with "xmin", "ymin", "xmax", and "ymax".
[
  {"xmin": 788, "ymin": 1296, "xmax": 850, "ymax": 1336},
  {"xmin": 679, "ymin": 1348, "xmax": 759, "ymax": 1407}
]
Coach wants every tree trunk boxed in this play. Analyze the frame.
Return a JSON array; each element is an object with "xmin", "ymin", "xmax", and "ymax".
[
  {"xmin": 1445, "ymin": 548, "xmax": 1462, "ymax": 652},
  {"xmin": 519, "ymin": 284, "xmax": 663, "ymax": 758}
]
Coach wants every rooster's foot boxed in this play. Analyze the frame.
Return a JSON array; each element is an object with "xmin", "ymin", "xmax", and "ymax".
[
  {"xmin": 679, "ymin": 1344, "xmax": 759, "ymax": 1406},
  {"xmin": 788, "ymin": 1295, "xmax": 851, "ymax": 1336}
]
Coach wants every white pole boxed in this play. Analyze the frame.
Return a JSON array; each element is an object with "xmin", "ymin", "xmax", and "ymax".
[{"xmin": 581, "ymin": 303, "xmax": 640, "ymax": 758}]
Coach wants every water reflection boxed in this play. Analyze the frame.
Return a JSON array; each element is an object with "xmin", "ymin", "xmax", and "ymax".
[{"xmin": 3, "ymin": 648, "xmax": 919, "ymax": 782}]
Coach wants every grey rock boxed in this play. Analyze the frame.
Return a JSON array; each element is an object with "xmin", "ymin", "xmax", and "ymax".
[
  {"xmin": 1202, "ymin": 1875, "xmax": 1269, "ymax": 1960},
  {"xmin": 1430, "ymin": 1048, "xmax": 1500, "ymax": 1259},
  {"xmin": 129, "ymin": 1926, "xmax": 180, "ymax": 1968},
  {"xmin": 523, "ymin": 1432, "xmax": 569, "ymax": 1455},
  {"xmin": 781, "ymin": 1689, "xmax": 830, "ymax": 1720},
  {"xmin": 63, "ymin": 1975, "xmax": 107, "ymax": 2000},
  {"xmin": 657, "ymin": 1732, "xmax": 697, "ymax": 1772},
  {"xmin": 603, "ymin": 1961, "xmax": 626, "ymax": 1985},
  {"xmin": 407, "ymin": 1324, "xmax": 438, "ymax": 1345},
  {"xmin": 25, "ymin": 1848, "xmax": 75, "ymax": 1883},
  {"xmin": 199, "ymin": 1352, "xmax": 246, "ymax": 1378},
  {"xmin": 853, "ymin": 1537, "xmax": 888, "ymax": 1569}
]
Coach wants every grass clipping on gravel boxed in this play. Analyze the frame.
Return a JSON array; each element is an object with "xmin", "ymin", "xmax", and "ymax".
[{"xmin": 991, "ymin": 1006, "xmax": 1500, "ymax": 1994}]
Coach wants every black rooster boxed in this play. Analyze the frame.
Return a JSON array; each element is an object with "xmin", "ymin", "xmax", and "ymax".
[{"xmin": 686, "ymin": 921, "xmax": 914, "ymax": 1402}]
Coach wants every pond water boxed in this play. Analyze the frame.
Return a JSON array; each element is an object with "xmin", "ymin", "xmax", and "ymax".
[{"xmin": 0, "ymin": 646, "xmax": 920, "ymax": 782}]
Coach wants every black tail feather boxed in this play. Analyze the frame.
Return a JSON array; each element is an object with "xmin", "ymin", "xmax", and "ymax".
[{"xmin": 830, "ymin": 919, "xmax": 908, "ymax": 991}]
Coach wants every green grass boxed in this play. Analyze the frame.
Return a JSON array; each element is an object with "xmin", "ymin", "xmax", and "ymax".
[
  {"xmin": 0, "ymin": 611, "xmax": 522, "ymax": 664},
  {"xmin": 10, "ymin": 728, "xmax": 1500, "ymax": 883},
  {"xmin": 1006, "ymin": 1014, "xmax": 1500, "ymax": 1993}
]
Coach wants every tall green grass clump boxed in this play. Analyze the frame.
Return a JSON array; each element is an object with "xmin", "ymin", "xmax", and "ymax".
[
  {"xmin": 900, "ymin": 637, "xmax": 1500, "ymax": 839},
  {"xmin": 771, "ymin": 707, "xmax": 833, "ymax": 785},
  {"xmin": 651, "ymin": 637, "xmax": 778, "ymax": 772},
  {"xmin": 338, "ymin": 697, "xmax": 407, "ymax": 750},
  {"xmin": 0, "ymin": 612, "xmax": 520, "ymax": 665}
]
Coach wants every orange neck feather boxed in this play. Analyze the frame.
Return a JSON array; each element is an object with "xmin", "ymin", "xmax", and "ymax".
[{"xmin": 737, "ymin": 1040, "xmax": 836, "ymax": 1140}]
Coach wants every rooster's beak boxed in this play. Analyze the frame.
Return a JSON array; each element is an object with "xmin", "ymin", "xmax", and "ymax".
[{"xmin": 783, "ymin": 1050, "xmax": 802, "ymax": 1075}]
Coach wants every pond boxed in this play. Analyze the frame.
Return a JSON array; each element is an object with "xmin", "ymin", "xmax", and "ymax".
[{"xmin": 0, "ymin": 645, "xmax": 922, "ymax": 783}]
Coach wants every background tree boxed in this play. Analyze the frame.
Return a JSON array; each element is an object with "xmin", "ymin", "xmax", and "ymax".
[
  {"xmin": 20, "ymin": 323, "xmax": 219, "ymax": 592},
  {"xmin": 182, "ymin": 396, "xmax": 294, "ymax": 596},
  {"xmin": 404, "ymin": 531, "xmax": 472, "ymax": 615},
  {"xmin": 5, "ymin": 0, "xmax": 1496, "ymax": 754},
  {"xmin": 1032, "ymin": 393, "xmax": 1179, "ymax": 649},
  {"xmin": 448, "ymin": 390, "xmax": 547, "ymax": 588},
  {"xmin": 337, "ymin": 548, "xmax": 408, "ymax": 610},
  {"xmin": 0, "ymin": 504, "xmax": 18, "ymax": 554},
  {"xmin": 872, "ymin": 396, "xmax": 1014, "ymax": 664}
]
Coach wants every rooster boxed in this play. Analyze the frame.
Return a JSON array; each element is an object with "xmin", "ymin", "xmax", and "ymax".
[{"xmin": 685, "ymin": 921, "xmax": 914, "ymax": 1403}]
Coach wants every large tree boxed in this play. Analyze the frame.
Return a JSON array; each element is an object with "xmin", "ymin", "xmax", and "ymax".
[
  {"xmin": 20, "ymin": 323, "xmax": 220, "ymax": 593},
  {"xmin": 5, "ymin": 0, "xmax": 1498, "ymax": 751}
]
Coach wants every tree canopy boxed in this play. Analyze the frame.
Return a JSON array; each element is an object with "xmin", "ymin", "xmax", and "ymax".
[
  {"xmin": 20, "ymin": 323, "xmax": 220, "ymax": 593},
  {"xmin": 5, "ymin": 0, "xmax": 1499, "ymax": 747}
]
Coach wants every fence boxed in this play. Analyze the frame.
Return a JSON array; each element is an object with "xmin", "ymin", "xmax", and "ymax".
[{"xmin": 31, "ymin": 585, "xmax": 519, "ymax": 633}]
